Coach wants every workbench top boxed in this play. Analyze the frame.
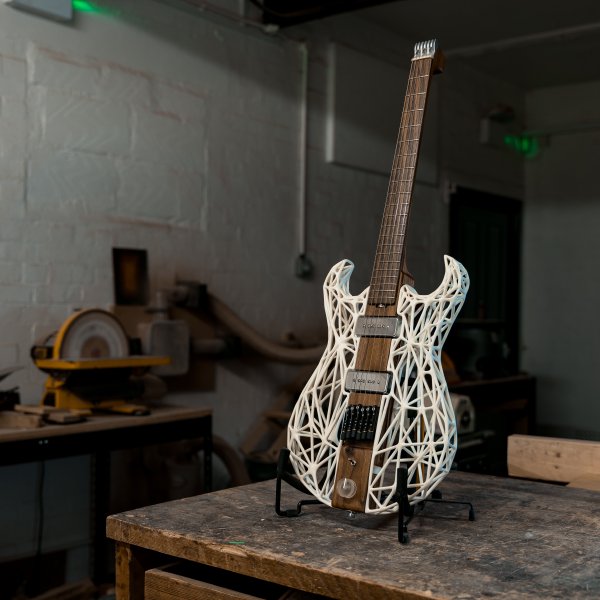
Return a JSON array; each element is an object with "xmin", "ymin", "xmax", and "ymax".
[
  {"xmin": 0, "ymin": 404, "xmax": 211, "ymax": 443},
  {"xmin": 107, "ymin": 470, "xmax": 600, "ymax": 599}
]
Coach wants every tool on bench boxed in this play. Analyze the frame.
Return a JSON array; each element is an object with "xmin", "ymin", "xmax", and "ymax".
[{"xmin": 31, "ymin": 309, "xmax": 169, "ymax": 415}]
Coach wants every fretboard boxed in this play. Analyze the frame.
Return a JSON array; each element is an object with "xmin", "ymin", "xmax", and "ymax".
[{"xmin": 368, "ymin": 55, "xmax": 436, "ymax": 306}]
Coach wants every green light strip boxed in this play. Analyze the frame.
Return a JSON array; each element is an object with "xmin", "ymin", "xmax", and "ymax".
[{"xmin": 72, "ymin": 0, "xmax": 95, "ymax": 11}]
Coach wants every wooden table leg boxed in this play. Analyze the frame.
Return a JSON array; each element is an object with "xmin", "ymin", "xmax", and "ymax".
[{"xmin": 114, "ymin": 542, "xmax": 153, "ymax": 600}]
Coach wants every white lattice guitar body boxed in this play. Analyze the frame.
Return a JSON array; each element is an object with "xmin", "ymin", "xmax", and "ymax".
[
  {"xmin": 288, "ymin": 255, "xmax": 469, "ymax": 513},
  {"xmin": 285, "ymin": 40, "xmax": 469, "ymax": 519}
]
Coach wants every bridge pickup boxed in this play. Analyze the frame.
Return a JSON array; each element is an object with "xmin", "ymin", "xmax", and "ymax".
[
  {"xmin": 355, "ymin": 316, "xmax": 400, "ymax": 338},
  {"xmin": 344, "ymin": 369, "xmax": 392, "ymax": 394}
]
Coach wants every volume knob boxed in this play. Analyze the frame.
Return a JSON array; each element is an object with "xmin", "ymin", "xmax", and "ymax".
[{"xmin": 336, "ymin": 477, "xmax": 357, "ymax": 499}]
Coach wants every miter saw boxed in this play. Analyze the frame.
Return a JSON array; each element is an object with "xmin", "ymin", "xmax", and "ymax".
[{"xmin": 31, "ymin": 309, "xmax": 169, "ymax": 415}]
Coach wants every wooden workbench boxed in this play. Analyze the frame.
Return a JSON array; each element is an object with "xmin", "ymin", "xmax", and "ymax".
[
  {"xmin": 107, "ymin": 470, "xmax": 600, "ymax": 599},
  {"xmin": 0, "ymin": 404, "xmax": 212, "ymax": 583}
]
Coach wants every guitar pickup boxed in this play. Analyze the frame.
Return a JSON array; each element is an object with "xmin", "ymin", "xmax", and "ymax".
[
  {"xmin": 344, "ymin": 370, "xmax": 392, "ymax": 395},
  {"xmin": 355, "ymin": 316, "xmax": 400, "ymax": 338}
]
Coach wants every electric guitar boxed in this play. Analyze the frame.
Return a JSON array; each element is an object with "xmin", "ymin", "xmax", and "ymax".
[{"xmin": 287, "ymin": 40, "xmax": 469, "ymax": 514}]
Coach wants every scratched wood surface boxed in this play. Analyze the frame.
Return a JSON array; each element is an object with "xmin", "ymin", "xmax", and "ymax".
[{"xmin": 107, "ymin": 472, "xmax": 600, "ymax": 600}]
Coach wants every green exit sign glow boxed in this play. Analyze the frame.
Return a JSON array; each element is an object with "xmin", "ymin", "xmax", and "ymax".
[{"xmin": 504, "ymin": 134, "xmax": 539, "ymax": 158}]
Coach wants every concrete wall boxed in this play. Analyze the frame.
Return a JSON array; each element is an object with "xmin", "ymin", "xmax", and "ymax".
[
  {"xmin": 523, "ymin": 80, "xmax": 600, "ymax": 437},
  {"xmin": 0, "ymin": 0, "xmax": 524, "ymax": 576}
]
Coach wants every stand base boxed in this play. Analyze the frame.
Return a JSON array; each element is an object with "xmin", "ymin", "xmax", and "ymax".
[
  {"xmin": 275, "ymin": 449, "xmax": 475, "ymax": 544},
  {"xmin": 393, "ymin": 465, "xmax": 475, "ymax": 543},
  {"xmin": 275, "ymin": 448, "xmax": 321, "ymax": 516}
]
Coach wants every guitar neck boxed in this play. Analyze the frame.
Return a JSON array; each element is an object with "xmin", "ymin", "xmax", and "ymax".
[{"xmin": 368, "ymin": 47, "xmax": 441, "ymax": 307}]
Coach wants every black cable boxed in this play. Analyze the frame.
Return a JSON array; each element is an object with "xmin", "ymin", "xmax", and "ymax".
[
  {"xmin": 23, "ymin": 460, "xmax": 45, "ymax": 597},
  {"xmin": 36, "ymin": 460, "xmax": 46, "ymax": 560}
]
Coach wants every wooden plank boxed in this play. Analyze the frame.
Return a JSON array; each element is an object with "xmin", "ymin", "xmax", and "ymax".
[
  {"xmin": 29, "ymin": 579, "xmax": 96, "ymax": 600},
  {"xmin": 145, "ymin": 567, "xmax": 263, "ymax": 600},
  {"xmin": 14, "ymin": 404, "xmax": 87, "ymax": 423},
  {"xmin": 0, "ymin": 411, "xmax": 42, "ymax": 429},
  {"xmin": 45, "ymin": 411, "xmax": 84, "ymax": 424},
  {"xmin": 508, "ymin": 434, "xmax": 600, "ymax": 483},
  {"xmin": 0, "ymin": 405, "xmax": 211, "ymax": 443},
  {"xmin": 14, "ymin": 404, "xmax": 61, "ymax": 415},
  {"xmin": 567, "ymin": 474, "xmax": 600, "ymax": 492},
  {"xmin": 107, "ymin": 472, "xmax": 600, "ymax": 599}
]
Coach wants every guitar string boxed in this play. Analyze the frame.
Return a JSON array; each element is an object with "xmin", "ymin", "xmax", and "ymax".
[
  {"xmin": 346, "ymin": 57, "xmax": 432, "ymax": 497},
  {"xmin": 385, "ymin": 61, "xmax": 429, "ymax": 305},
  {"xmin": 372, "ymin": 62, "xmax": 424, "ymax": 306},
  {"xmin": 395, "ymin": 59, "xmax": 432, "ymax": 472},
  {"xmin": 363, "ymin": 58, "xmax": 432, "ymax": 476},
  {"xmin": 358, "ymin": 56, "xmax": 415, "ymax": 422},
  {"xmin": 379, "ymin": 59, "xmax": 422, "ymax": 436},
  {"xmin": 360, "ymin": 57, "xmax": 423, "ymax": 412},
  {"xmin": 360, "ymin": 65, "xmax": 410, "ymax": 403}
]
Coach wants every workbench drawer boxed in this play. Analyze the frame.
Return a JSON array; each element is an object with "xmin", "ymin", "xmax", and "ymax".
[{"xmin": 145, "ymin": 563, "xmax": 325, "ymax": 600}]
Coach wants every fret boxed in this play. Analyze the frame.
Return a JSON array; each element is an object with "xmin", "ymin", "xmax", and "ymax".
[
  {"xmin": 372, "ymin": 268, "xmax": 402, "ymax": 274},
  {"xmin": 367, "ymin": 54, "xmax": 435, "ymax": 307},
  {"xmin": 372, "ymin": 265, "xmax": 403, "ymax": 270},
  {"xmin": 372, "ymin": 261, "xmax": 403, "ymax": 267}
]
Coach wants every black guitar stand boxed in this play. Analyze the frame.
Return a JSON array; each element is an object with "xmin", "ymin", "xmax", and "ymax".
[
  {"xmin": 275, "ymin": 448, "xmax": 321, "ymax": 517},
  {"xmin": 394, "ymin": 464, "xmax": 475, "ymax": 543},
  {"xmin": 275, "ymin": 449, "xmax": 475, "ymax": 543}
]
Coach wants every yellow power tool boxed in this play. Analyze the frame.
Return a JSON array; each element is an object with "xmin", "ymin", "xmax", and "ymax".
[{"xmin": 31, "ymin": 309, "xmax": 169, "ymax": 415}]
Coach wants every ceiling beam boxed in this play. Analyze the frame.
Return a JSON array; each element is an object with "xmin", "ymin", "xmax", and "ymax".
[{"xmin": 252, "ymin": 0, "xmax": 402, "ymax": 27}]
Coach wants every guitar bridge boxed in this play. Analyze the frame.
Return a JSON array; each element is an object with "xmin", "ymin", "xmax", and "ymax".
[
  {"xmin": 344, "ymin": 369, "xmax": 391, "ymax": 394},
  {"xmin": 339, "ymin": 404, "xmax": 380, "ymax": 442},
  {"xmin": 355, "ymin": 316, "xmax": 400, "ymax": 338}
]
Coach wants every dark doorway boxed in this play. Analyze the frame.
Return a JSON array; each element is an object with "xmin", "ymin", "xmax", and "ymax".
[{"xmin": 447, "ymin": 186, "xmax": 522, "ymax": 379}]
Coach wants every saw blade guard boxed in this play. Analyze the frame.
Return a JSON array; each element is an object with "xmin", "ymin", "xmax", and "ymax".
[{"xmin": 53, "ymin": 309, "xmax": 130, "ymax": 360}]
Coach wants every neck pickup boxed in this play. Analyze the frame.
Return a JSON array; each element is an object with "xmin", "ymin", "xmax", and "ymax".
[{"xmin": 355, "ymin": 316, "xmax": 401, "ymax": 338}]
